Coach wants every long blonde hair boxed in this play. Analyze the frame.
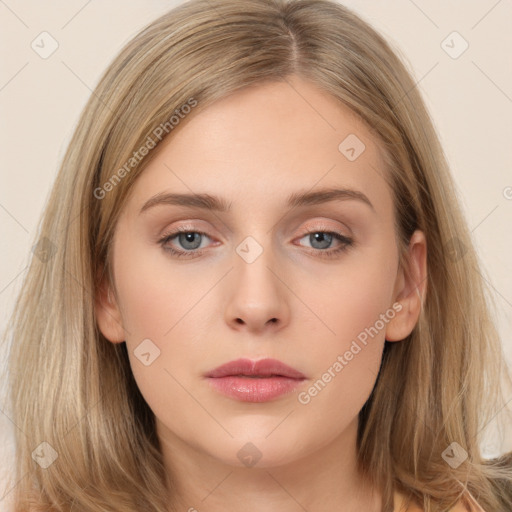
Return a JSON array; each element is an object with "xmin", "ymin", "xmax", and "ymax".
[{"xmin": 4, "ymin": 0, "xmax": 511, "ymax": 510}]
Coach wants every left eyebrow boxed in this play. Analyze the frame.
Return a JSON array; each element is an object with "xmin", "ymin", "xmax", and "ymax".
[
  {"xmin": 139, "ymin": 187, "xmax": 375, "ymax": 215},
  {"xmin": 286, "ymin": 187, "xmax": 375, "ymax": 212}
]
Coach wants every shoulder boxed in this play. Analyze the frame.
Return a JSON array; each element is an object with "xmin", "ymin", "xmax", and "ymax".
[
  {"xmin": 393, "ymin": 490, "xmax": 482, "ymax": 512},
  {"xmin": 449, "ymin": 500, "xmax": 475, "ymax": 512}
]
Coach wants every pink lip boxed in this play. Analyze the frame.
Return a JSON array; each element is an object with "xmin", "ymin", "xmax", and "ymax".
[{"xmin": 205, "ymin": 358, "xmax": 306, "ymax": 403}]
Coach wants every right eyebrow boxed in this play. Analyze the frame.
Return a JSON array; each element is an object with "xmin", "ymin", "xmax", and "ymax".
[{"xmin": 140, "ymin": 192, "xmax": 232, "ymax": 214}]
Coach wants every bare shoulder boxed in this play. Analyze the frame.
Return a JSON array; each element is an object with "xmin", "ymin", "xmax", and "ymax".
[
  {"xmin": 449, "ymin": 499, "xmax": 476, "ymax": 512},
  {"xmin": 393, "ymin": 490, "xmax": 484, "ymax": 512}
]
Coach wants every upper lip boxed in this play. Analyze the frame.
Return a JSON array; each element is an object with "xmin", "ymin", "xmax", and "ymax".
[{"xmin": 205, "ymin": 358, "xmax": 306, "ymax": 379}]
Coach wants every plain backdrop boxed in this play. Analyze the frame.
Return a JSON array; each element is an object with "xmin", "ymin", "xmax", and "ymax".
[{"xmin": 1, "ymin": 0, "xmax": 511, "ymax": 508}]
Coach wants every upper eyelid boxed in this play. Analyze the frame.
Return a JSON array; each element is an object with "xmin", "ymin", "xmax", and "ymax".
[
  {"xmin": 160, "ymin": 224, "xmax": 349, "ymax": 237},
  {"xmin": 160, "ymin": 217, "xmax": 351, "ymax": 235}
]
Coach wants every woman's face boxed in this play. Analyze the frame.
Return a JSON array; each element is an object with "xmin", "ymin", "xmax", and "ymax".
[{"xmin": 97, "ymin": 76, "xmax": 423, "ymax": 471}]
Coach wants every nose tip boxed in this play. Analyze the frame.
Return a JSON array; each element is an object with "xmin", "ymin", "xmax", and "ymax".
[{"xmin": 226, "ymin": 249, "xmax": 289, "ymax": 333}]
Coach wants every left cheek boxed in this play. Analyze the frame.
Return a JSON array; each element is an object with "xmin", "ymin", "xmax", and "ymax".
[
  {"xmin": 322, "ymin": 268, "xmax": 393, "ymax": 338},
  {"xmin": 316, "ymin": 271, "xmax": 389, "ymax": 393},
  {"xmin": 309, "ymin": 264, "xmax": 394, "ymax": 377}
]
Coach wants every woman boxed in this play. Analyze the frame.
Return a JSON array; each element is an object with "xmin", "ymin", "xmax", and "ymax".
[{"xmin": 4, "ymin": 0, "xmax": 512, "ymax": 510}]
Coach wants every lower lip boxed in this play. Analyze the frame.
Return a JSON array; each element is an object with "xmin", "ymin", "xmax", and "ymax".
[{"xmin": 207, "ymin": 376, "xmax": 305, "ymax": 402}]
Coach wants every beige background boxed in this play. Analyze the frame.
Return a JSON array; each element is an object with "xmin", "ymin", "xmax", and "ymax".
[{"xmin": 1, "ymin": 0, "xmax": 511, "ymax": 508}]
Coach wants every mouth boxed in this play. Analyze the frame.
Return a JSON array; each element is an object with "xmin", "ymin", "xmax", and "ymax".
[{"xmin": 205, "ymin": 358, "xmax": 306, "ymax": 402}]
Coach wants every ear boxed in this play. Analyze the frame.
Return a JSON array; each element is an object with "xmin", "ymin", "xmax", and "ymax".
[
  {"xmin": 385, "ymin": 230, "xmax": 427, "ymax": 342},
  {"xmin": 95, "ymin": 271, "xmax": 126, "ymax": 343}
]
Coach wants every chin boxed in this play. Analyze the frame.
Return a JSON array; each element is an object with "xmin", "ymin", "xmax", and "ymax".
[{"xmin": 206, "ymin": 431, "xmax": 311, "ymax": 470}]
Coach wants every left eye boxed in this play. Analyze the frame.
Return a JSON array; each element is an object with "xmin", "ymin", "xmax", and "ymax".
[{"xmin": 299, "ymin": 231, "xmax": 336, "ymax": 250}]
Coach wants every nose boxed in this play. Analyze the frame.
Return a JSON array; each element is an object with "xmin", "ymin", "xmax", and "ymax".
[{"xmin": 224, "ymin": 241, "xmax": 290, "ymax": 334}]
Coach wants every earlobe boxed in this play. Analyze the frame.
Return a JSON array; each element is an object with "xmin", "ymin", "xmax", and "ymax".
[
  {"xmin": 95, "ymin": 275, "xmax": 126, "ymax": 343},
  {"xmin": 385, "ymin": 230, "xmax": 427, "ymax": 342}
]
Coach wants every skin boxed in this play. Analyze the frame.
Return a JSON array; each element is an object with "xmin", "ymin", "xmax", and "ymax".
[{"xmin": 96, "ymin": 75, "xmax": 427, "ymax": 512}]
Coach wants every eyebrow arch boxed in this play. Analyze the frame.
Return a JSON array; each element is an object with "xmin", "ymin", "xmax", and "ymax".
[
  {"xmin": 139, "ymin": 187, "xmax": 374, "ymax": 215},
  {"xmin": 140, "ymin": 191, "xmax": 232, "ymax": 214},
  {"xmin": 287, "ymin": 187, "xmax": 374, "ymax": 211}
]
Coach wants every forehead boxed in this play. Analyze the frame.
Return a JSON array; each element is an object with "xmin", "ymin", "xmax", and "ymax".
[{"xmin": 124, "ymin": 77, "xmax": 393, "ymax": 219}]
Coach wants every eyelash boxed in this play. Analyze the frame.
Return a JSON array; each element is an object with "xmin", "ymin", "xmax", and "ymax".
[{"xmin": 158, "ymin": 225, "xmax": 354, "ymax": 260}]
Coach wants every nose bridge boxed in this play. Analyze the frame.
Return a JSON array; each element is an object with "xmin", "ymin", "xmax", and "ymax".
[{"xmin": 233, "ymin": 233, "xmax": 279, "ymax": 299}]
